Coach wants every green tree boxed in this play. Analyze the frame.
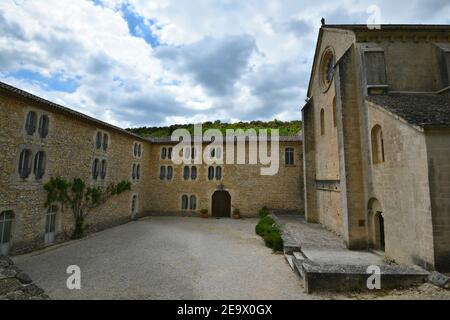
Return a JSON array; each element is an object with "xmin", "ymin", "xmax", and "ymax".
[{"xmin": 44, "ymin": 177, "xmax": 132, "ymax": 239}]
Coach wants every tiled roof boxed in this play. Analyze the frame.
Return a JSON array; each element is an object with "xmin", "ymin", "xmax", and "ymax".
[
  {"xmin": 147, "ymin": 135, "xmax": 303, "ymax": 144},
  {"xmin": 0, "ymin": 81, "xmax": 148, "ymax": 142},
  {"xmin": 366, "ymin": 94, "xmax": 450, "ymax": 128}
]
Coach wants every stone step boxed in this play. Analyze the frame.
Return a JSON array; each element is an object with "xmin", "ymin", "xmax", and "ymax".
[
  {"xmin": 301, "ymin": 263, "xmax": 430, "ymax": 294},
  {"xmin": 285, "ymin": 254, "xmax": 295, "ymax": 271}
]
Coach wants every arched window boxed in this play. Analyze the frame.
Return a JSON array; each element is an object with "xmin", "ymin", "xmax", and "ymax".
[
  {"xmin": 215, "ymin": 166, "xmax": 222, "ymax": 180},
  {"xmin": 190, "ymin": 196, "xmax": 197, "ymax": 211},
  {"xmin": 285, "ymin": 148, "xmax": 295, "ymax": 165},
  {"xmin": 132, "ymin": 164, "xmax": 137, "ymax": 180},
  {"xmin": 92, "ymin": 159, "xmax": 100, "ymax": 180},
  {"xmin": 38, "ymin": 115, "xmax": 49, "ymax": 138},
  {"xmin": 183, "ymin": 166, "xmax": 190, "ymax": 180},
  {"xmin": 138, "ymin": 144, "xmax": 142, "ymax": 157},
  {"xmin": 371, "ymin": 125, "xmax": 385, "ymax": 165},
  {"xmin": 210, "ymin": 148, "xmax": 216, "ymax": 159},
  {"xmin": 18, "ymin": 149, "xmax": 32, "ymax": 179},
  {"xmin": 131, "ymin": 195, "xmax": 137, "ymax": 218},
  {"xmin": 191, "ymin": 166, "xmax": 197, "ymax": 180},
  {"xmin": 101, "ymin": 160, "xmax": 107, "ymax": 180},
  {"xmin": 161, "ymin": 147, "xmax": 167, "ymax": 160},
  {"xmin": 184, "ymin": 147, "xmax": 191, "ymax": 160},
  {"xmin": 136, "ymin": 164, "xmax": 141, "ymax": 180},
  {"xmin": 134, "ymin": 143, "xmax": 138, "ymax": 157},
  {"xmin": 25, "ymin": 111, "xmax": 37, "ymax": 135},
  {"xmin": 103, "ymin": 134, "xmax": 109, "ymax": 151},
  {"xmin": 191, "ymin": 147, "xmax": 196, "ymax": 160},
  {"xmin": 320, "ymin": 108, "xmax": 325, "ymax": 136},
  {"xmin": 167, "ymin": 166, "xmax": 173, "ymax": 180},
  {"xmin": 0, "ymin": 211, "xmax": 14, "ymax": 255},
  {"xmin": 333, "ymin": 97, "xmax": 337, "ymax": 128},
  {"xmin": 45, "ymin": 205, "xmax": 58, "ymax": 244},
  {"xmin": 33, "ymin": 151, "xmax": 46, "ymax": 180},
  {"xmin": 168, "ymin": 147, "xmax": 172, "ymax": 160},
  {"xmin": 159, "ymin": 166, "xmax": 166, "ymax": 180},
  {"xmin": 181, "ymin": 195, "xmax": 189, "ymax": 210},
  {"xmin": 96, "ymin": 132, "xmax": 102, "ymax": 149},
  {"xmin": 208, "ymin": 166, "xmax": 215, "ymax": 180}
]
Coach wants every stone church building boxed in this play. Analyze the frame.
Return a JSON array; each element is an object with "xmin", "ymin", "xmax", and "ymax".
[
  {"xmin": 303, "ymin": 25, "xmax": 450, "ymax": 272},
  {"xmin": 0, "ymin": 81, "xmax": 303, "ymax": 255}
]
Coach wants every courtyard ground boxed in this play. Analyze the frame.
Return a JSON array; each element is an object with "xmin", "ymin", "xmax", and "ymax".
[
  {"xmin": 13, "ymin": 217, "xmax": 315, "ymax": 300},
  {"xmin": 12, "ymin": 217, "xmax": 450, "ymax": 300}
]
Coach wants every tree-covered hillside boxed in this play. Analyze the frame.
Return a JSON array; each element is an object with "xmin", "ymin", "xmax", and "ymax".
[{"xmin": 126, "ymin": 120, "xmax": 302, "ymax": 137}]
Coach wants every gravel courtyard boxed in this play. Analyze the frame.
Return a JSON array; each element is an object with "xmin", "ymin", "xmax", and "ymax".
[{"xmin": 13, "ymin": 217, "xmax": 314, "ymax": 300}]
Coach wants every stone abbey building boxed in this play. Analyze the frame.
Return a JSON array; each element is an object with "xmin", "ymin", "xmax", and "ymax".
[
  {"xmin": 0, "ymin": 81, "xmax": 303, "ymax": 255},
  {"xmin": 1, "ymin": 24, "xmax": 449, "ymax": 275},
  {"xmin": 303, "ymin": 25, "xmax": 450, "ymax": 273}
]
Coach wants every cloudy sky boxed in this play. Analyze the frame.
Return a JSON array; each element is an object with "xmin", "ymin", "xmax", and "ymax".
[{"xmin": 0, "ymin": 0, "xmax": 449, "ymax": 128}]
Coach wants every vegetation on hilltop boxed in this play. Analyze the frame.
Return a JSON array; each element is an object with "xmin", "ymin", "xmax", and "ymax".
[{"xmin": 126, "ymin": 120, "xmax": 302, "ymax": 137}]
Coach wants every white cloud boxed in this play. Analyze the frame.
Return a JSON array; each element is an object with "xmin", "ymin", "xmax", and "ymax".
[{"xmin": 0, "ymin": 0, "xmax": 449, "ymax": 127}]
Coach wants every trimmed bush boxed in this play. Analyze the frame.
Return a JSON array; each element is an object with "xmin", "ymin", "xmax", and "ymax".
[
  {"xmin": 258, "ymin": 206, "xmax": 269, "ymax": 218},
  {"xmin": 255, "ymin": 216, "xmax": 275, "ymax": 236},
  {"xmin": 255, "ymin": 216, "xmax": 283, "ymax": 252}
]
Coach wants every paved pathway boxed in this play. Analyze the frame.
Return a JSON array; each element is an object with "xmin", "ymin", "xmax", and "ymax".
[
  {"xmin": 275, "ymin": 215, "xmax": 385, "ymax": 266},
  {"xmin": 13, "ymin": 217, "xmax": 316, "ymax": 300}
]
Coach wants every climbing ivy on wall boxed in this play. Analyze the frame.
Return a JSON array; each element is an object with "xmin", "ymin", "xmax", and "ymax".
[{"xmin": 44, "ymin": 177, "xmax": 132, "ymax": 240}]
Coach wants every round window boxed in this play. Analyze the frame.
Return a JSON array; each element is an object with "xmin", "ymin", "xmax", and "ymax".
[{"xmin": 319, "ymin": 47, "xmax": 335, "ymax": 92}]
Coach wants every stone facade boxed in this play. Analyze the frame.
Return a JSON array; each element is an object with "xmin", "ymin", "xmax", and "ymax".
[
  {"xmin": 0, "ymin": 82, "xmax": 303, "ymax": 256},
  {"xmin": 303, "ymin": 25, "xmax": 450, "ymax": 272},
  {"xmin": 145, "ymin": 140, "xmax": 304, "ymax": 217}
]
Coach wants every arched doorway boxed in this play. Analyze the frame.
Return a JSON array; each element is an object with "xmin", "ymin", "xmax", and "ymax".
[
  {"xmin": 368, "ymin": 198, "xmax": 385, "ymax": 251},
  {"xmin": 212, "ymin": 191, "xmax": 231, "ymax": 218}
]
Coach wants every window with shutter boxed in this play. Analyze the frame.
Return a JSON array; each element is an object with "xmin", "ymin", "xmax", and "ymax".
[
  {"xmin": 33, "ymin": 151, "xmax": 46, "ymax": 180},
  {"xmin": 132, "ymin": 164, "xmax": 137, "ymax": 180},
  {"xmin": 183, "ymin": 166, "xmax": 190, "ymax": 180},
  {"xmin": 18, "ymin": 149, "xmax": 32, "ymax": 179},
  {"xmin": 167, "ymin": 166, "xmax": 173, "ymax": 180},
  {"xmin": 191, "ymin": 166, "xmax": 197, "ymax": 180},
  {"xmin": 101, "ymin": 160, "xmax": 107, "ymax": 180},
  {"xmin": 92, "ymin": 159, "xmax": 100, "ymax": 179},
  {"xmin": 25, "ymin": 111, "xmax": 37, "ymax": 136},
  {"xmin": 208, "ymin": 166, "xmax": 214, "ymax": 180},
  {"xmin": 96, "ymin": 132, "xmax": 102, "ymax": 149},
  {"xmin": 190, "ymin": 196, "xmax": 197, "ymax": 211},
  {"xmin": 181, "ymin": 195, "xmax": 189, "ymax": 210},
  {"xmin": 103, "ymin": 134, "xmax": 108, "ymax": 151},
  {"xmin": 215, "ymin": 166, "xmax": 222, "ymax": 180},
  {"xmin": 159, "ymin": 166, "xmax": 166, "ymax": 180},
  {"xmin": 38, "ymin": 115, "xmax": 49, "ymax": 138}
]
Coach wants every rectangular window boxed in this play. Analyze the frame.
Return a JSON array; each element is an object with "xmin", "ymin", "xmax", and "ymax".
[
  {"xmin": 364, "ymin": 51, "xmax": 387, "ymax": 86},
  {"xmin": 285, "ymin": 148, "xmax": 295, "ymax": 166}
]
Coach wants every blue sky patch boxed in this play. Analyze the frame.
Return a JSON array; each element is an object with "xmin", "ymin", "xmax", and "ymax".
[{"xmin": 8, "ymin": 70, "xmax": 79, "ymax": 93}]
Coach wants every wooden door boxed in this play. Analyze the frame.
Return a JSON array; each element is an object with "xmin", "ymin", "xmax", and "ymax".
[{"xmin": 212, "ymin": 191, "xmax": 231, "ymax": 218}]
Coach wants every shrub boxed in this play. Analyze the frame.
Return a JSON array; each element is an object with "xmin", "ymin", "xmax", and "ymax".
[
  {"xmin": 255, "ymin": 216, "xmax": 275, "ymax": 236},
  {"xmin": 258, "ymin": 206, "xmax": 269, "ymax": 218},
  {"xmin": 255, "ymin": 216, "xmax": 284, "ymax": 252},
  {"xmin": 263, "ymin": 231, "xmax": 283, "ymax": 252}
]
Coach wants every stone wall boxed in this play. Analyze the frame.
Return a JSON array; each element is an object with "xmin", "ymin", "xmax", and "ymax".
[
  {"xmin": 0, "ymin": 92, "xmax": 151, "ymax": 255},
  {"xmin": 366, "ymin": 103, "xmax": 435, "ymax": 269},
  {"xmin": 0, "ymin": 255, "xmax": 49, "ymax": 300},
  {"xmin": 303, "ymin": 28, "xmax": 356, "ymax": 235},
  {"xmin": 145, "ymin": 141, "xmax": 304, "ymax": 217},
  {"xmin": 425, "ymin": 129, "xmax": 450, "ymax": 272}
]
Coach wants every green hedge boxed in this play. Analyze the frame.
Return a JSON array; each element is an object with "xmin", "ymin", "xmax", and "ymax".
[{"xmin": 255, "ymin": 215, "xmax": 283, "ymax": 252}]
